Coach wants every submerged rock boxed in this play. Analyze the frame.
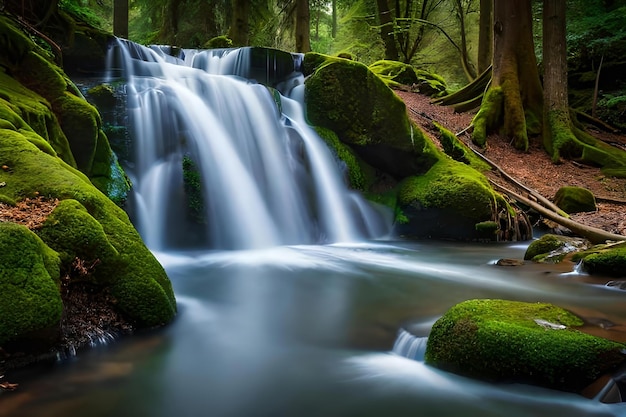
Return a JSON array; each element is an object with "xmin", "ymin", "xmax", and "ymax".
[
  {"xmin": 573, "ymin": 241, "xmax": 626, "ymax": 278},
  {"xmin": 524, "ymin": 234, "xmax": 592, "ymax": 263},
  {"xmin": 425, "ymin": 299, "xmax": 626, "ymax": 393}
]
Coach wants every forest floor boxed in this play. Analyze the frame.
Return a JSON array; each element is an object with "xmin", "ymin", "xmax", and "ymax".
[{"xmin": 396, "ymin": 90, "xmax": 626, "ymax": 237}]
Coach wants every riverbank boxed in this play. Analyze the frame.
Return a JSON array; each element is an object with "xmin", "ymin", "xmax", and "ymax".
[{"xmin": 397, "ymin": 90, "xmax": 626, "ymax": 237}]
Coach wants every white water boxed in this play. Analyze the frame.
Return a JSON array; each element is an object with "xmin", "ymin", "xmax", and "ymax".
[{"xmin": 110, "ymin": 41, "xmax": 390, "ymax": 250}]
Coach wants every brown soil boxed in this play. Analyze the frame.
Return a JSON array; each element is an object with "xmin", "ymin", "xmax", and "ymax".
[{"xmin": 396, "ymin": 90, "xmax": 626, "ymax": 236}]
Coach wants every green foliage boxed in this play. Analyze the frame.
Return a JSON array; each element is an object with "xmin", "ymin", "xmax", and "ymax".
[
  {"xmin": 0, "ymin": 222, "xmax": 63, "ymax": 346},
  {"xmin": 425, "ymin": 299, "xmax": 626, "ymax": 392},
  {"xmin": 60, "ymin": 0, "xmax": 110, "ymax": 31}
]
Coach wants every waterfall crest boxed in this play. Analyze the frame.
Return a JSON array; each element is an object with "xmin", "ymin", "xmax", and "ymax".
[{"xmin": 109, "ymin": 41, "xmax": 392, "ymax": 250}]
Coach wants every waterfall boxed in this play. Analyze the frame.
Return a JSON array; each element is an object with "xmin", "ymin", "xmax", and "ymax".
[
  {"xmin": 108, "ymin": 41, "xmax": 392, "ymax": 250},
  {"xmin": 392, "ymin": 329, "xmax": 428, "ymax": 361}
]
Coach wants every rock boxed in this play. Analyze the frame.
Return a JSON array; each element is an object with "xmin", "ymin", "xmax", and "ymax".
[
  {"xmin": 368, "ymin": 60, "xmax": 448, "ymax": 97},
  {"xmin": 425, "ymin": 299, "xmax": 626, "ymax": 393},
  {"xmin": 553, "ymin": 186, "xmax": 597, "ymax": 214},
  {"xmin": 524, "ymin": 234, "xmax": 591, "ymax": 263},
  {"xmin": 573, "ymin": 241, "xmax": 626, "ymax": 278},
  {"xmin": 496, "ymin": 258, "xmax": 524, "ymax": 266}
]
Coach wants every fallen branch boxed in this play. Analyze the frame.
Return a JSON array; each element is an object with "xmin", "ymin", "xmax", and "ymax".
[{"xmin": 492, "ymin": 182, "xmax": 626, "ymax": 244}]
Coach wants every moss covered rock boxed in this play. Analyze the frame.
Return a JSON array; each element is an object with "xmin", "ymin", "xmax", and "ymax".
[
  {"xmin": 0, "ymin": 222, "xmax": 63, "ymax": 346},
  {"xmin": 0, "ymin": 15, "xmax": 129, "ymax": 203},
  {"xmin": 304, "ymin": 52, "xmax": 437, "ymax": 180},
  {"xmin": 204, "ymin": 35, "xmax": 233, "ymax": 49},
  {"xmin": 524, "ymin": 234, "xmax": 592, "ymax": 263},
  {"xmin": 425, "ymin": 299, "xmax": 626, "ymax": 392},
  {"xmin": 368, "ymin": 60, "xmax": 448, "ymax": 97},
  {"xmin": 396, "ymin": 157, "xmax": 509, "ymax": 240},
  {"xmin": 0, "ymin": 116, "xmax": 175, "ymax": 328},
  {"xmin": 553, "ymin": 186, "xmax": 597, "ymax": 214},
  {"xmin": 573, "ymin": 241, "xmax": 626, "ymax": 278}
]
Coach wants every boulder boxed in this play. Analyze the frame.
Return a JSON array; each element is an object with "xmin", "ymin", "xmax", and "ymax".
[
  {"xmin": 425, "ymin": 299, "xmax": 626, "ymax": 393},
  {"xmin": 553, "ymin": 186, "xmax": 597, "ymax": 214},
  {"xmin": 524, "ymin": 234, "xmax": 592, "ymax": 263},
  {"xmin": 573, "ymin": 241, "xmax": 626, "ymax": 278}
]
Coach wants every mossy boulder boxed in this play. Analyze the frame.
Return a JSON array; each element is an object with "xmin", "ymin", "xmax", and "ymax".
[
  {"xmin": 0, "ymin": 15, "xmax": 129, "ymax": 203},
  {"xmin": 368, "ymin": 60, "xmax": 448, "ymax": 97},
  {"xmin": 0, "ymin": 116, "xmax": 176, "ymax": 328},
  {"xmin": 0, "ymin": 222, "xmax": 63, "ymax": 346},
  {"xmin": 573, "ymin": 241, "xmax": 626, "ymax": 278},
  {"xmin": 524, "ymin": 234, "xmax": 592, "ymax": 263},
  {"xmin": 304, "ymin": 52, "xmax": 436, "ymax": 179},
  {"xmin": 204, "ymin": 35, "xmax": 233, "ymax": 49},
  {"xmin": 553, "ymin": 186, "xmax": 597, "ymax": 214},
  {"xmin": 425, "ymin": 299, "xmax": 626, "ymax": 392},
  {"xmin": 396, "ymin": 158, "xmax": 508, "ymax": 240}
]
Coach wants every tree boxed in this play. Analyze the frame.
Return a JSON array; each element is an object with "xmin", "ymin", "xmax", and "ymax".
[
  {"xmin": 451, "ymin": 0, "xmax": 478, "ymax": 80},
  {"xmin": 477, "ymin": 0, "xmax": 492, "ymax": 73},
  {"xmin": 229, "ymin": 0, "xmax": 251, "ymax": 46},
  {"xmin": 472, "ymin": 0, "xmax": 543, "ymax": 151},
  {"xmin": 114, "ymin": 0, "xmax": 129, "ymax": 39},
  {"xmin": 296, "ymin": 0, "xmax": 312, "ymax": 52},
  {"xmin": 376, "ymin": 0, "xmax": 400, "ymax": 60}
]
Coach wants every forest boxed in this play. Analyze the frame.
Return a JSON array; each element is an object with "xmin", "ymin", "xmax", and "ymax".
[{"xmin": 2, "ymin": 0, "xmax": 626, "ymax": 414}]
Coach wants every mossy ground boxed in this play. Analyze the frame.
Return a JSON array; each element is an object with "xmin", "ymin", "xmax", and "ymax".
[
  {"xmin": 368, "ymin": 60, "xmax": 448, "ymax": 97},
  {"xmin": 425, "ymin": 299, "xmax": 626, "ymax": 392}
]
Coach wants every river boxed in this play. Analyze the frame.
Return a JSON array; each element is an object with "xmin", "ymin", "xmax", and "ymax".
[{"xmin": 1, "ymin": 240, "xmax": 625, "ymax": 416}]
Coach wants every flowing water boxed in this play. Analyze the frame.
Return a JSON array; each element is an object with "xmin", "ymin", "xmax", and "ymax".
[{"xmin": 2, "ymin": 43, "xmax": 626, "ymax": 416}]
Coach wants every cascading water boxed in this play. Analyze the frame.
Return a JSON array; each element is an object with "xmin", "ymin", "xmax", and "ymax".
[{"xmin": 108, "ymin": 41, "xmax": 391, "ymax": 251}]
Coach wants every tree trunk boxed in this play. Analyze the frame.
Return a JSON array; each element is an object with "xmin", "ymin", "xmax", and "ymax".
[
  {"xmin": 332, "ymin": 0, "xmax": 337, "ymax": 38},
  {"xmin": 543, "ymin": 0, "xmax": 577, "ymax": 161},
  {"xmin": 455, "ymin": 0, "xmax": 477, "ymax": 81},
  {"xmin": 113, "ymin": 0, "xmax": 129, "ymax": 39},
  {"xmin": 477, "ymin": 0, "xmax": 492, "ymax": 73},
  {"xmin": 472, "ymin": 0, "xmax": 542, "ymax": 151},
  {"xmin": 295, "ymin": 0, "xmax": 311, "ymax": 52},
  {"xmin": 376, "ymin": 0, "xmax": 399, "ymax": 60},
  {"xmin": 229, "ymin": 0, "xmax": 251, "ymax": 46}
]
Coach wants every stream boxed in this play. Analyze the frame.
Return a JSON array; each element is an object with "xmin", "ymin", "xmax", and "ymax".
[{"xmin": 1, "ymin": 240, "xmax": 625, "ymax": 417}]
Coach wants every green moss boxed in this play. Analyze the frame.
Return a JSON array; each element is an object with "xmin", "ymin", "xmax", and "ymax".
[
  {"xmin": 203, "ymin": 35, "xmax": 233, "ymax": 49},
  {"xmin": 573, "ymin": 242, "xmax": 626, "ymax": 277},
  {"xmin": 475, "ymin": 221, "xmax": 499, "ymax": 234},
  {"xmin": 86, "ymin": 84, "xmax": 117, "ymax": 108},
  {"xmin": 472, "ymin": 87, "xmax": 503, "ymax": 147},
  {"xmin": 0, "ymin": 222, "xmax": 63, "ymax": 345},
  {"xmin": 314, "ymin": 126, "xmax": 366, "ymax": 190},
  {"xmin": 525, "ymin": 234, "xmax": 568, "ymax": 261},
  {"xmin": 368, "ymin": 60, "xmax": 448, "ymax": 97},
  {"xmin": 433, "ymin": 122, "xmax": 490, "ymax": 171},
  {"xmin": 37, "ymin": 199, "xmax": 119, "ymax": 279},
  {"xmin": 398, "ymin": 159, "xmax": 495, "ymax": 221},
  {"xmin": 182, "ymin": 155, "xmax": 206, "ymax": 224},
  {"xmin": 553, "ymin": 186, "xmax": 597, "ymax": 214},
  {"xmin": 304, "ymin": 52, "xmax": 416, "ymax": 150},
  {"xmin": 425, "ymin": 299, "xmax": 626, "ymax": 392},
  {"xmin": 0, "ymin": 128, "xmax": 176, "ymax": 327}
]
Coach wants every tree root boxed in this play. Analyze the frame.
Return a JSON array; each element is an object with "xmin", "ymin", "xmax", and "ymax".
[{"xmin": 456, "ymin": 133, "xmax": 626, "ymax": 244}]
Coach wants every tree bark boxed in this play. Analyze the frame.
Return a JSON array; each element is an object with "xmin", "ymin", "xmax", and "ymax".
[
  {"xmin": 295, "ymin": 0, "xmax": 311, "ymax": 52},
  {"xmin": 229, "ymin": 0, "xmax": 251, "ymax": 46},
  {"xmin": 477, "ymin": 0, "xmax": 492, "ymax": 73},
  {"xmin": 472, "ymin": 0, "xmax": 542, "ymax": 151},
  {"xmin": 114, "ymin": 0, "xmax": 129, "ymax": 39},
  {"xmin": 376, "ymin": 0, "xmax": 399, "ymax": 60},
  {"xmin": 332, "ymin": 0, "xmax": 337, "ymax": 38}
]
